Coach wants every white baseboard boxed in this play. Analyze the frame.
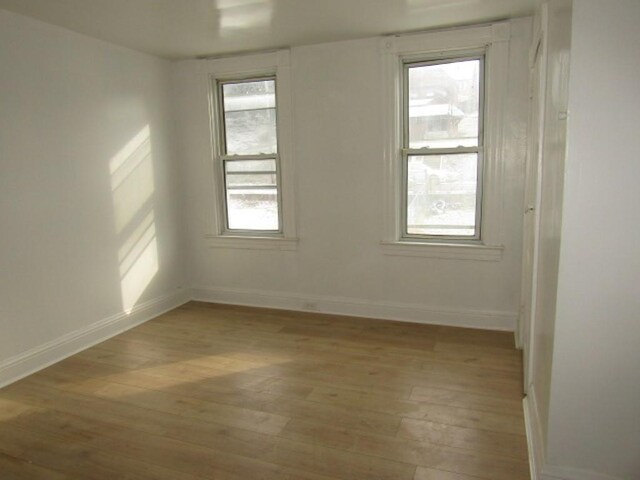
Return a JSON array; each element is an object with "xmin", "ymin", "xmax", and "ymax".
[
  {"xmin": 541, "ymin": 466, "xmax": 624, "ymax": 480},
  {"xmin": 523, "ymin": 389, "xmax": 623, "ymax": 480},
  {"xmin": 514, "ymin": 330, "xmax": 522, "ymax": 350},
  {"xmin": 524, "ymin": 389, "xmax": 545, "ymax": 480},
  {"xmin": 0, "ymin": 288, "xmax": 190, "ymax": 389},
  {"xmin": 191, "ymin": 285, "xmax": 517, "ymax": 331}
]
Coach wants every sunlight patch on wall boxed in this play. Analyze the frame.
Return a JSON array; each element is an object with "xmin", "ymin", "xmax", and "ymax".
[
  {"xmin": 118, "ymin": 212, "xmax": 159, "ymax": 314},
  {"xmin": 110, "ymin": 125, "xmax": 155, "ymax": 234},
  {"xmin": 110, "ymin": 125, "xmax": 159, "ymax": 314}
]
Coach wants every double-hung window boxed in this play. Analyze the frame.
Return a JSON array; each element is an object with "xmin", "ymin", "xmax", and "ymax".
[
  {"xmin": 402, "ymin": 55, "xmax": 484, "ymax": 240},
  {"xmin": 205, "ymin": 51, "xmax": 295, "ymax": 249},
  {"xmin": 381, "ymin": 23, "xmax": 510, "ymax": 260},
  {"xmin": 217, "ymin": 77, "xmax": 281, "ymax": 233}
]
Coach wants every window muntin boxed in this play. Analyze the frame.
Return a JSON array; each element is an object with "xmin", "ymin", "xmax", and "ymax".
[
  {"xmin": 402, "ymin": 55, "xmax": 484, "ymax": 240},
  {"xmin": 218, "ymin": 77, "xmax": 281, "ymax": 233}
]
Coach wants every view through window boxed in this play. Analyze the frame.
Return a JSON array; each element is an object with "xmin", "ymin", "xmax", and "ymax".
[
  {"xmin": 219, "ymin": 78, "xmax": 280, "ymax": 232},
  {"xmin": 404, "ymin": 57, "xmax": 483, "ymax": 238}
]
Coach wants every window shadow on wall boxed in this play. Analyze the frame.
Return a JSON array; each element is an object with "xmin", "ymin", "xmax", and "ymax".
[{"xmin": 109, "ymin": 125, "xmax": 159, "ymax": 314}]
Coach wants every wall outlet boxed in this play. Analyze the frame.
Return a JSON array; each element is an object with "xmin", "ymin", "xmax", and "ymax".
[{"xmin": 303, "ymin": 301, "xmax": 318, "ymax": 311}]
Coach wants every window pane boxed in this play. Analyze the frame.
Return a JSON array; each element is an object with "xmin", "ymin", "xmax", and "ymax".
[
  {"xmin": 407, "ymin": 154, "xmax": 478, "ymax": 236},
  {"xmin": 224, "ymin": 160, "xmax": 279, "ymax": 231},
  {"xmin": 226, "ymin": 189, "xmax": 279, "ymax": 230},
  {"xmin": 225, "ymin": 159, "xmax": 276, "ymax": 172},
  {"xmin": 408, "ymin": 59, "xmax": 480, "ymax": 149},
  {"xmin": 222, "ymin": 79, "xmax": 277, "ymax": 155},
  {"xmin": 226, "ymin": 173, "xmax": 277, "ymax": 187}
]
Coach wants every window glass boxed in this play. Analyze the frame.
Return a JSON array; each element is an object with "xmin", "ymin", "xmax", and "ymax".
[
  {"xmin": 408, "ymin": 59, "xmax": 480, "ymax": 149},
  {"xmin": 403, "ymin": 56, "xmax": 483, "ymax": 239},
  {"xmin": 406, "ymin": 153, "xmax": 478, "ymax": 237},
  {"xmin": 224, "ymin": 159, "xmax": 279, "ymax": 231},
  {"xmin": 222, "ymin": 79, "xmax": 277, "ymax": 155}
]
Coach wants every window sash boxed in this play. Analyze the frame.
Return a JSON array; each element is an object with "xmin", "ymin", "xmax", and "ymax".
[
  {"xmin": 222, "ymin": 156, "xmax": 281, "ymax": 233},
  {"xmin": 401, "ymin": 54, "xmax": 485, "ymax": 241},
  {"xmin": 218, "ymin": 76, "xmax": 278, "ymax": 157},
  {"xmin": 401, "ymin": 150, "xmax": 484, "ymax": 240},
  {"xmin": 216, "ymin": 77, "xmax": 283, "ymax": 234}
]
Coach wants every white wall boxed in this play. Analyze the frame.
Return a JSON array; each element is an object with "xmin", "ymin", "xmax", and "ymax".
[
  {"xmin": 174, "ymin": 19, "xmax": 532, "ymax": 330},
  {"xmin": 0, "ymin": 9, "xmax": 186, "ymax": 383},
  {"xmin": 545, "ymin": 0, "xmax": 640, "ymax": 478}
]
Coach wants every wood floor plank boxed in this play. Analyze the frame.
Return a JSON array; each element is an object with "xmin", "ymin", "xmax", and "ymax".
[
  {"xmin": 44, "ymin": 362, "xmax": 403, "ymax": 437},
  {"xmin": 132, "ymin": 315, "xmax": 521, "ymax": 376},
  {"xmin": 28, "ymin": 371, "xmax": 292, "ymax": 436},
  {"xmin": 109, "ymin": 321, "xmax": 523, "ymax": 381},
  {"xmin": 134, "ymin": 315, "xmax": 523, "ymax": 376},
  {"xmin": 307, "ymin": 386, "xmax": 525, "ymax": 435},
  {"xmin": 19, "ymin": 360, "xmax": 526, "ymax": 457},
  {"xmin": 414, "ymin": 466, "xmax": 485, "ymax": 480},
  {"xmin": 80, "ymin": 334, "xmax": 418, "ymax": 399},
  {"xmin": 409, "ymin": 386, "xmax": 524, "ymax": 416},
  {"xmin": 0, "ymin": 409, "xmax": 331, "ymax": 480},
  {"xmin": 280, "ymin": 419, "xmax": 529, "ymax": 480},
  {"xmin": 0, "ymin": 301, "xmax": 528, "ymax": 480},
  {"xmin": 0, "ymin": 451, "xmax": 71, "ymax": 480},
  {"xmin": 0, "ymin": 423, "xmax": 177, "ymax": 480},
  {"xmin": 396, "ymin": 418, "xmax": 527, "ymax": 459},
  {"xmin": 2, "ymin": 382, "xmax": 413, "ymax": 480}
]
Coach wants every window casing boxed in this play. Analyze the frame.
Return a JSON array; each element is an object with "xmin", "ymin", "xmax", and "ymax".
[
  {"xmin": 381, "ymin": 23, "xmax": 510, "ymax": 260},
  {"xmin": 204, "ymin": 50, "xmax": 296, "ymax": 249},
  {"xmin": 401, "ymin": 54, "xmax": 485, "ymax": 241}
]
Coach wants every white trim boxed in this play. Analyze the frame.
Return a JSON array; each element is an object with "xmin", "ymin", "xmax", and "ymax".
[
  {"xmin": 524, "ymin": 389, "xmax": 546, "ymax": 480},
  {"xmin": 481, "ymin": 25, "xmax": 510, "ymax": 247},
  {"xmin": 541, "ymin": 466, "xmax": 624, "ymax": 480},
  {"xmin": 381, "ymin": 34, "xmax": 402, "ymax": 243},
  {"xmin": 523, "ymin": 389, "xmax": 622, "ymax": 480},
  {"xmin": 524, "ymin": 2, "xmax": 549, "ymax": 400},
  {"xmin": 206, "ymin": 235, "xmax": 298, "ymax": 251},
  {"xmin": 380, "ymin": 21, "xmax": 511, "ymax": 249},
  {"xmin": 191, "ymin": 285, "xmax": 517, "ymax": 331},
  {"xmin": 380, "ymin": 240, "xmax": 503, "ymax": 261},
  {"xmin": 201, "ymin": 49, "xmax": 290, "ymax": 74},
  {"xmin": 0, "ymin": 289, "xmax": 190, "ymax": 389},
  {"xmin": 382, "ymin": 22, "xmax": 509, "ymax": 55}
]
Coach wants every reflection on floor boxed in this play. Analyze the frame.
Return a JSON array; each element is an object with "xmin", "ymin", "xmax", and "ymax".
[{"xmin": 0, "ymin": 301, "xmax": 529, "ymax": 480}]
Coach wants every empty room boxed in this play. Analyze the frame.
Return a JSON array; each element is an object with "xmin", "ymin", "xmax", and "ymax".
[{"xmin": 1, "ymin": 1, "xmax": 639, "ymax": 479}]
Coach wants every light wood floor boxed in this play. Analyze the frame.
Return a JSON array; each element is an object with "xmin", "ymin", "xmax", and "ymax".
[{"xmin": 0, "ymin": 302, "xmax": 529, "ymax": 480}]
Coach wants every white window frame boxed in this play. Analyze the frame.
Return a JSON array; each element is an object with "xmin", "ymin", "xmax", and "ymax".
[
  {"xmin": 401, "ymin": 53, "xmax": 485, "ymax": 241},
  {"xmin": 216, "ymin": 75, "xmax": 282, "ymax": 235},
  {"xmin": 380, "ymin": 23, "xmax": 510, "ymax": 261},
  {"xmin": 204, "ymin": 50, "xmax": 298, "ymax": 250}
]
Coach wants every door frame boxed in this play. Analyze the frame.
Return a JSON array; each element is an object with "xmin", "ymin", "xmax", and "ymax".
[{"xmin": 519, "ymin": 9, "xmax": 548, "ymax": 393}]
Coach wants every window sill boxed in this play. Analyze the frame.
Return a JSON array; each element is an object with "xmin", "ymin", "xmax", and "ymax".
[
  {"xmin": 380, "ymin": 240, "xmax": 503, "ymax": 261},
  {"xmin": 205, "ymin": 235, "xmax": 298, "ymax": 251}
]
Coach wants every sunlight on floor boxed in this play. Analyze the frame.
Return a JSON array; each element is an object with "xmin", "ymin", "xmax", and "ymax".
[
  {"xmin": 64, "ymin": 352, "xmax": 292, "ymax": 396},
  {"xmin": 0, "ymin": 398, "xmax": 38, "ymax": 422}
]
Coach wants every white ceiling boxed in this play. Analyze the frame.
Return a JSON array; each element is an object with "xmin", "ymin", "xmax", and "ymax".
[{"xmin": 0, "ymin": 0, "xmax": 536, "ymax": 60}]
